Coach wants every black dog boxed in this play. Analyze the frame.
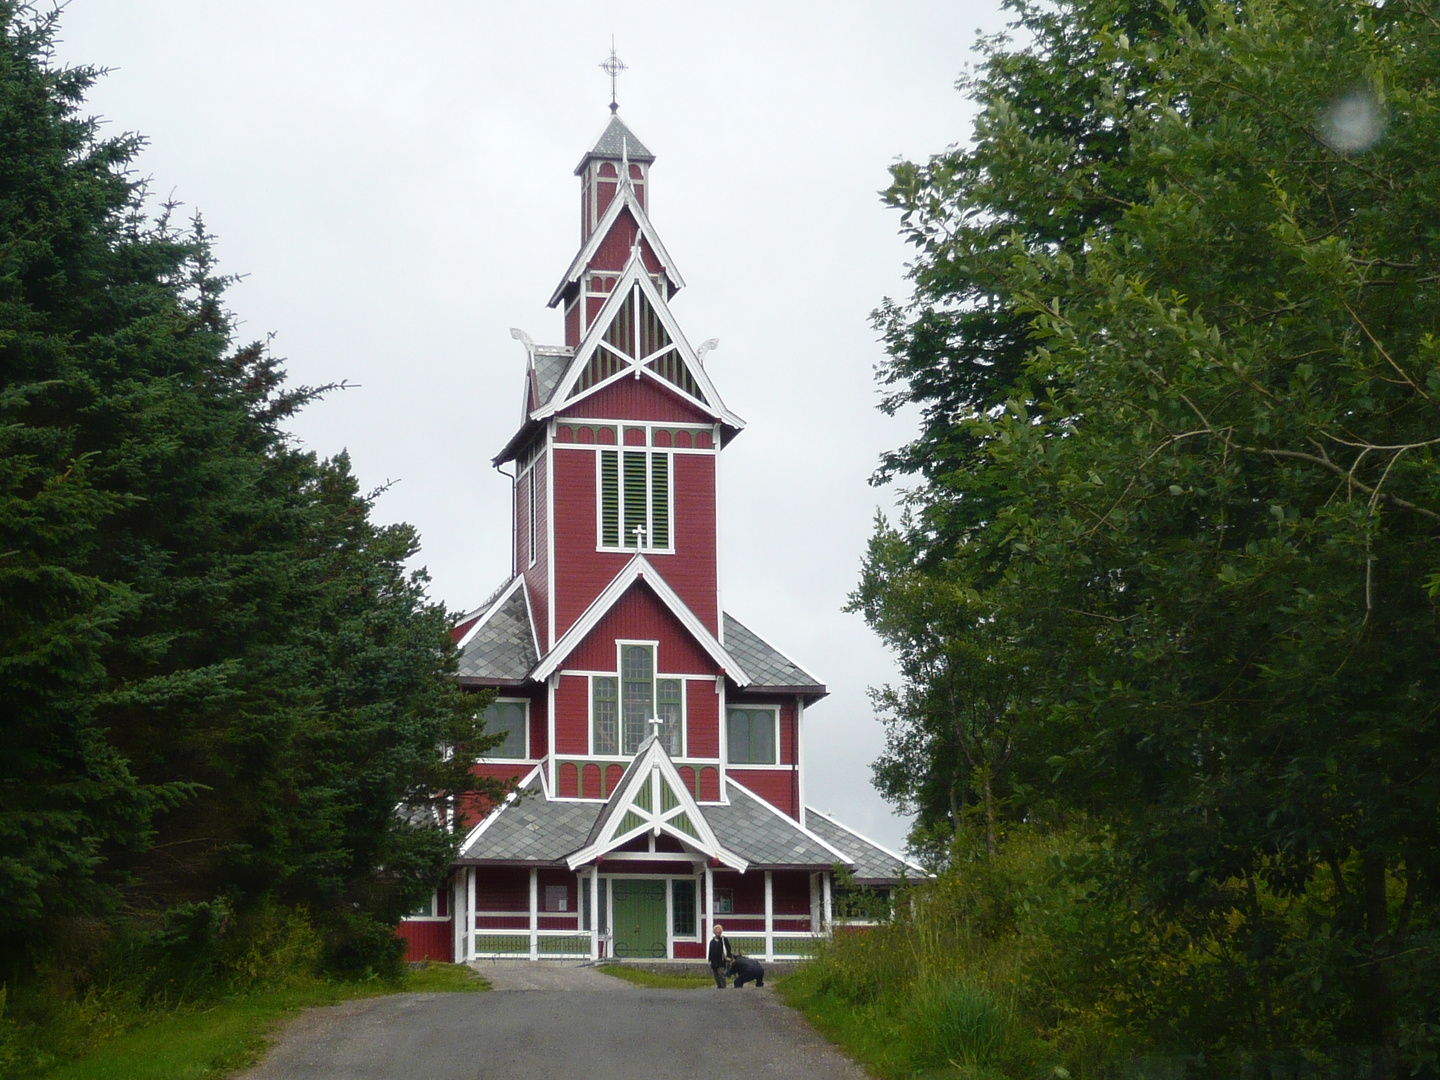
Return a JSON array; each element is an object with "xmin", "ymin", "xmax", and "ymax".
[{"xmin": 727, "ymin": 954, "xmax": 765, "ymax": 988}]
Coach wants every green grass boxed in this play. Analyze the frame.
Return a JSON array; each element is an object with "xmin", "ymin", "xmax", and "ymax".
[
  {"xmin": 595, "ymin": 965, "xmax": 717, "ymax": 990},
  {"xmin": 35, "ymin": 963, "xmax": 487, "ymax": 1080}
]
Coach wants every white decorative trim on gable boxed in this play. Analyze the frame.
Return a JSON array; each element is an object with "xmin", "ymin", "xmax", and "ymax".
[
  {"xmin": 548, "ymin": 180, "xmax": 684, "ymax": 308},
  {"xmin": 535, "ymin": 249, "xmax": 745, "ymax": 431},
  {"xmin": 724, "ymin": 777, "xmax": 856, "ymax": 866},
  {"xmin": 565, "ymin": 735, "xmax": 747, "ymax": 871},
  {"xmin": 530, "ymin": 554, "xmax": 749, "ymax": 686}
]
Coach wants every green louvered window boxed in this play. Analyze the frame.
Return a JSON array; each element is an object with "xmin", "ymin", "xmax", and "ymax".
[
  {"xmin": 593, "ymin": 677, "xmax": 618, "ymax": 755},
  {"xmin": 623, "ymin": 452, "xmax": 647, "ymax": 547},
  {"xmin": 598, "ymin": 447, "xmax": 672, "ymax": 552},
  {"xmin": 599, "ymin": 451, "xmax": 620, "ymax": 547},
  {"xmin": 649, "ymin": 454, "xmax": 669, "ymax": 547}
]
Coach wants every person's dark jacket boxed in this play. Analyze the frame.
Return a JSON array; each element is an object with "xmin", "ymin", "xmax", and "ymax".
[{"xmin": 707, "ymin": 935, "xmax": 732, "ymax": 967}]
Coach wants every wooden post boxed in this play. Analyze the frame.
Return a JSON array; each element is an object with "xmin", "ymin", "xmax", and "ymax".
[
  {"xmin": 704, "ymin": 862, "xmax": 714, "ymax": 943},
  {"xmin": 764, "ymin": 870, "xmax": 774, "ymax": 963},
  {"xmin": 821, "ymin": 870, "xmax": 832, "ymax": 935},
  {"xmin": 589, "ymin": 867, "xmax": 600, "ymax": 961},
  {"xmin": 529, "ymin": 867, "xmax": 539, "ymax": 961},
  {"xmin": 451, "ymin": 871, "xmax": 465, "ymax": 964},
  {"xmin": 466, "ymin": 867, "xmax": 477, "ymax": 962}
]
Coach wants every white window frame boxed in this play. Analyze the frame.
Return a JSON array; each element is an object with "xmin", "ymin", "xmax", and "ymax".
[
  {"xmin": 478, "ymin": 697, "xmax": 531, "ymax": 761},
  {"xmin": 584, "ymin": 647, "xmax": 689, "ymax": 759},
  {"xmin": 725, "ymin": 705, "xmax": 780, "ymax": 767}
]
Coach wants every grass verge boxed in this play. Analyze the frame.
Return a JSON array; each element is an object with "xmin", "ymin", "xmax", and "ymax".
[
  {"xmin": 35, "ymin": 962, "xmax": 486, "ymax": 1080},
  {"xmin": 595, "ymin": 965, "xmax": 716, "ymax": 990}
]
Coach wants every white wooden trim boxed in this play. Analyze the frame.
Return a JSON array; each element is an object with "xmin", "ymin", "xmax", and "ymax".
[
  {"xmin": 548, "ymin": 177, "xmax": 685, "ymax": 307},
  {"xmin": 822, "ymin": 872, "xmax": 832, "ymax": 932},
  {"xmin": 467, "ymin": 867, "xmax": 477, "ymax": 962},
  {"xmin": 764, "ymin": 871, "xmax": 774, "ymax": 963},
  {"xmin": 530, "ymin": 555, "xmax": 749, "ymax": 686},
  {"xmin": 546, "ymin": 419, "xmax": 556, "ymax": 652},
  {"xmin": 589, "ymin": 868, "xmax": 600, "ymax": 960},
  {"xmin": 796, "ymin": 695, "xmax": 807, "ymax": 830},
  {"xmin": 564, "ymin": 736, "xmax": 747, "ymax": 871},
  {"xmin": 528, "ymin": 868, "xmax": 539, "ymax": 961}
]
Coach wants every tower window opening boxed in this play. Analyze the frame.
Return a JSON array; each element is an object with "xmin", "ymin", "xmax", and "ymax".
[{"xmin": 598, "ymin": 448, "xmax": 672, "ymax": 553}]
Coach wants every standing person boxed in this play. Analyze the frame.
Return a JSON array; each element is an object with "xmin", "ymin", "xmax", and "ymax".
[{"xmin": 708, "ymin": 923, "xmax": 733, "ymax": 988}]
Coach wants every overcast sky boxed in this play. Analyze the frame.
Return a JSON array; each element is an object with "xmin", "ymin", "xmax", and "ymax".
[{"xmin": 53, "ymin": 0, "xmax": 1011, "ymax": 852}]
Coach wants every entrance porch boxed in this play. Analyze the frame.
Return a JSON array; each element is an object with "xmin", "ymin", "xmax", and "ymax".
[{"xmin": 450, "ymin": 864, "xmax": 833, "ymax": 962}]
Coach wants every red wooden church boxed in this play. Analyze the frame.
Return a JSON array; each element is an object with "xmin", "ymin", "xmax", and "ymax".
[{"xmin": 398, "ymin": 107, "xmax": 916, "ymax": 964}]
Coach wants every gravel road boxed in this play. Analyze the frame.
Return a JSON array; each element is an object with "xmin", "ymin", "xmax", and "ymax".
[{"xmin": 238, "ymin": 964, "xmax": 867, "ymax": 1080}]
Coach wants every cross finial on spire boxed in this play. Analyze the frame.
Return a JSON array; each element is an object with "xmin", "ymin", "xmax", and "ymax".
[
  {"xmin": 600, "ymin": 38, "xmax": 627, "ymax": 113},
  {"xmin": 647, "ymin": 716, "xmax": 665, "ymax": 735}
]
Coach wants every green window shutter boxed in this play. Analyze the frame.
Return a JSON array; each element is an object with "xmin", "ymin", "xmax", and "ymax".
[
  {"xmin": 623, "ymin": 451, "xmax": 647, "ymax": 547},
  {"xmin": 600, "ymin": 450, "xmax": 619, "ymax": 547},
  {"xmin": 650, "ymin": 453, "xmax": 670, "ymax": 548}
]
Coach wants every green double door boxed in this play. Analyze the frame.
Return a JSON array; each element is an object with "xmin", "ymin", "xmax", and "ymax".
[{"xmin": 611, "ymin": 880, "xmax": 667, "ymax": 958}]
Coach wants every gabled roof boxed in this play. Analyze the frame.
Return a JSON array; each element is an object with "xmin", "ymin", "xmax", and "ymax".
[
  {"xmin": 804, "ymin": 807, "xmax": 928, "ymax": 884},
  {"xmin": 454, "ymin": 577, "xmax": 538, "ymax": 686},
  {"xmin": 457, "ymin": 770, "xmax": 601, "ymax": 863},
  {"xmin": 538, "ymin": 251, "xmax": 744, "ymax": 430},
  {"xmin": 575, "ymin": 113, "xmax": 655, "ymax": 172},
  {"xmin": 564, "ymin": 735, "xmax": 746, "ymax": 870},
  {"xmin": 532, "ymin": 554, "xmax": 749, "ymax": 685},
  {"xmin": 723, "ymin": 613, "xmax": 827, "ymax": 697},
  {"xmin": 531, "ymin": 347, "xmax": 573, "ymax": 411},
  {"xmin": 703, "ymin": 780, "xmax": 852, "ymax": 870},
  {"xmin": 548, "ymin": 180, "xmax": 684, "ymax": 308}
]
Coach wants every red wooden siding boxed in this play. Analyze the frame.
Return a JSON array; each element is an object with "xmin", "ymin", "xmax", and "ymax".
[
  {"xmin": 674, "ymin": 941, "xmax": 704, "ymax": 960},
  {"xmin": 686, "ymin": 679, "xmax": 719, "ymax": 758},
  {"xmin": 562, "ymin": 584, "xmax": 718, "ymax": 675},
  {"xmin": 396, "ymin": 919, "xmax": 452, "ymax": 963},
  {"xmin": 582, "ymin": 762, "xmax": 602, "ymax": 797},
  {"xmin": 559, "ymin": 761, "xmax": 578, "ymax": 797},
  {"xmin": 550, "ymin": 445, "xmax": 718, "ymax": 641},
  {"xmin": 561, "ymin": 375, "xmax": 712, "ymax": 425},
  {"xmin": 529, "ymin": 690, "xmax": 548, "ymax": 761},
  {"xmin": 730, "ymin": 769, "xmax": 798, "ymax": 818},
  {"xmin": 605, "ymin": 763, "xmax": 624, "ymax": 793},
  {"xmin": 555, "ymin": 674, "xmax": 588, "ymax": 755},
  {"xmin": 475, "ymin": 868, "xmax": 528, "ymax": 911},
  {"xmin": 521, "ymin": 452, "xmax": 549, "ymax": 651},
  {"xmin": 699, "ymin": 766, "xmax": 720, "ymax": 802}
]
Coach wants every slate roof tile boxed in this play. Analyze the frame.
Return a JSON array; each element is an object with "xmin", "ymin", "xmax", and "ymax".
[
  {"xmin": 459, "ymin": 774, "xmax": 603, "ymax": 863},
  {"xmin": 701, "ymin": 785, "xmax": 840, "ymax": 868},
  {"xmin": 583, "ymin": 115, "xmax": 655, "ymax": 164},
  {"xmin": 805, "ymin": 808, "xmax": 920, "ymax": 884},
  {"xmin": 723, "ymin": 613, "xmax": 824, "ymax": 693},
  {"xmin": 455, "ymin": 583, "xmax": 536, "ymax": 681}
]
